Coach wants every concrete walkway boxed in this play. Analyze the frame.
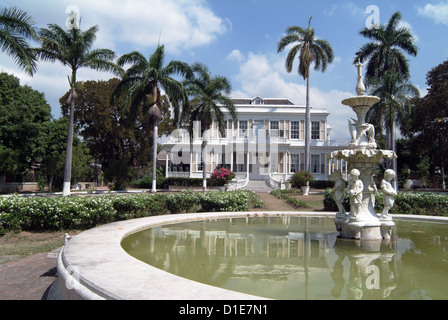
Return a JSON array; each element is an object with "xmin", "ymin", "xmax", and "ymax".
[{"xmin": 0, "ymin": 248, "xmax": 60, "ymax": 300}]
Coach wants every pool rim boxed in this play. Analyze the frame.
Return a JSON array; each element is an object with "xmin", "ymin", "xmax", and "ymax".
[{"xmin": 47, "ymin": 211, "xmax": 448, "ymax": 300}]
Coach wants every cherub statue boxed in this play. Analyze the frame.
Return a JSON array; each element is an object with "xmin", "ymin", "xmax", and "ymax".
[
  {"xmin": 348, "ymin": 169, "xmax": 364, "ymax": 219},
  {"xmin": 367, "ymin": 173, "xmax": 377, "ymax": 208},
  {"xmin": 381, "ymin": 169, "xmax": 397, "ymax": 218},
  {"xmin": 332, "ymin": 171, "xmax": 346, "ymax": 217},
  {"xmin": 348, "ymin": 119, "xmax": 376, "ymax": 147}
]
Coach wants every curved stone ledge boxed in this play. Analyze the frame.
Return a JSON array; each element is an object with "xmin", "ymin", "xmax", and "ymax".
[
  {"xmin": 47, "ymin": 211, "xmax": 335, "ymax": 300},
  {"xmin": 47, "ymin": 211, "xmax": 448, "ymax": 300}
]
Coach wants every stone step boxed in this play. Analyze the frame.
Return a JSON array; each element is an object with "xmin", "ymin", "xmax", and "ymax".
[{"xmin": 241, "ymin": 180, "xmax": 273, "ymax": 192}]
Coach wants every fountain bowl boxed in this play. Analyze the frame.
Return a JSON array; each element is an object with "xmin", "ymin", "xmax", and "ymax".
[{"xmin": 342, "ymin": 95, "xmax": 380, "ymax": 108}]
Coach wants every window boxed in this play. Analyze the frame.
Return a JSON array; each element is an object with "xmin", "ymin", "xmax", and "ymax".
[
  {"xmin": 239, "ymin": 121, "xmax": 248, "ymax": 137},
  {"xmin": 311, "ymin": 121, "xmax": 320, "ymax": 140},
  {"xmin": 253, "ymin": 97, "xmax": 263, "ymax": 105},
  {"xmin": 270, "ymin": 121, "xmax": 279, "ymax": 137},
  {"xmin": 291, "ymin": 121, "xmax": 300, "ymax": 139},
  {"xmin": 197, "ymin": 153, "xmax": 203, "ymax": 171},
  {"xmin": 290, "ymin": 154, "xmax": 300, "ymax": 173},
  {"xmin": 235, "ymin": 152, "xmax": 246, "ymax": 172},
  {"xmin": 311, "ymin": 155, "xmax": 320, "ymax": 173}
]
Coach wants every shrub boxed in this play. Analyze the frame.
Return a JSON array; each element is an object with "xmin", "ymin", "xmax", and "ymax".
[
  {"xmin": 311, "ymin": 180, "xmax": 335, "ymax": 189},
  {"xmin": 0, "ymin": 190, "xmax": 264, "ymax": 233},
  {"xmin": 290, "ymin": 171, "xmax": 313, "ymax": 187},
  {"xmin": 198, "ymin": 190, "xmax": 252, "ymax": 212},
  {"xmin": 166, "ymin": 191, "xmax": 200, "ymax": 214},
  {"xmin": 323, "ymin": 189, "xmax": 448, "ymax": 216},
  {"xmin": 270, "ymin": 189, "xmax": 309, "ymax": 209},
  {"xmin": 162, "ymin": 177, "xmax": 203, "ymax": 188},
  {"xmin": 209, "ymin": 167, "xmax": 235, "ymax": 186}
]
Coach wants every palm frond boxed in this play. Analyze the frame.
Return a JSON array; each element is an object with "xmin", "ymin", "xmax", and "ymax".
[
  {"xmin": 0, "ymin": 7, "xmax": 37, "ymax": 40},
  {"xmin": 278, "ymin": 18, "xmax": 333, "ymax": 80},
  {"xmin": 0, "ymin": 6, "xmax": 38, "ymax": 75}
]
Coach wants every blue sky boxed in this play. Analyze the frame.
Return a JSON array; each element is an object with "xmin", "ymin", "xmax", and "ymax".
[{"xmin": 1, "ymin": 0, "xmax": 448, "ymax": 140}]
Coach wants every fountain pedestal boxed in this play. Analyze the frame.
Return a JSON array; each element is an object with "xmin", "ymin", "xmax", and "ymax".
[{"xmin": 332, "ymin": 58, "xmax": 397, "ymax": 240}]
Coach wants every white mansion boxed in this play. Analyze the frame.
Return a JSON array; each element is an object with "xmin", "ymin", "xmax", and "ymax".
[{"xmin": 163, "ymin": 97, "xmax": 348, "ymax": 188}]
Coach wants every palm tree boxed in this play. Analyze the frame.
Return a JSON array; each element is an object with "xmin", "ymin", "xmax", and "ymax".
[
  {"xmin": 0, "ymin": 6, "xmax": 38, "ymax": 75},
  {"xmin": 277, "ymin": 17, "xmax": 334, "ymax": 172},
  {"xmin": 181, "ymin": 63, "xmax": 237, "ymax": 191},
  {"xmin": 368, "ymin": 71, "xmax": 419, "ymax": 188},
  {"xmin": 113, "ymin": 45, "xmax": 192, "ymax": 192},
  {"xmin": 357, "ymin": 11, "xmax": 418, "ymax": 187},
  {"xmin": 37, "ymin": 23, "xmax": 119, "ymax": 196},
  {"xmin": 356, "ymin": 11, "xmax": 418, "ymax": 82}
]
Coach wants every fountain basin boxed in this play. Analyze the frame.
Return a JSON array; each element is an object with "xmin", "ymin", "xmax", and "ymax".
[
  {"xmin": 342, "ymin": 95, "xmax": 380, "ymax": 108},
  {"xmin": 49, "ymin": 211, "xmax": 327, "ymax": 300},
  {"xmin": 331, "ymin": 149, "xmax": 396, "ymax": 163},
  {"xmin": 47, "ymin": 211, "xmax": 448, "ymax": 300}
]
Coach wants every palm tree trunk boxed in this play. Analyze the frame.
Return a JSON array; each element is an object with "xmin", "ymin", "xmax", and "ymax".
[
  {"xmin": 305, "ymin": 74, "xmax": 311, "ymax": 172},
  {"xmin": 152, "ymin": 123, "xmax": 158, "ymax": 193},
  {"xmin": 202, "ymin": 127, "xmax": 209, "ymax": 192},
  {"xmin": 62, "ymin": 88, "xmax": 76, "ymax": 196},
  {"xmin": 391, "ymin": 122, "xmax": 398, "ymax": 190},
  {"xmin": 385, "ymin": 112, "xmax": 398, "ymax": 189},
  {"xmin": 150, "ymin": 86, "xmax": 161, "ymax": 193}
]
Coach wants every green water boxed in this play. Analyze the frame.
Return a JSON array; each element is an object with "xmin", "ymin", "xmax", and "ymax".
[{"xmin": 121, "ymin": 216, "xmax": 448, "ymax": 300}]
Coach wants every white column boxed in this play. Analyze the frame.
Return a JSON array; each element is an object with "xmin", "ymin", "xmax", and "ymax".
[{"xmin": 165, "ymin": 151, "xmax": 169, "ymax": 178}]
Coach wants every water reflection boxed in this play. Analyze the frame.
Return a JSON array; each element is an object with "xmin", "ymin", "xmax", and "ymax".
[{"xmin": 121, "ymin": 217, "xmax": 448, "ymax": 300}]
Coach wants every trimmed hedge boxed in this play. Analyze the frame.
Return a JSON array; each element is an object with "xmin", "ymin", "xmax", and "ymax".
[
  {"xmin": 310, "ymin": 180, "xmax": 335, "ymax": 189},
  {"xmin": 323, "ymin": 188, "xmax": 448, "ymax": 216},
  {"xmin": 270, "ymin": 189, "xmax": 309, "ymax": 209},
  {"xmin": 131, "ymin": 177, "xmax": 217, "ymax": 189},
  {"xmin": 0, "ymin": 190, "xmax": 263, "ymax": 234}
]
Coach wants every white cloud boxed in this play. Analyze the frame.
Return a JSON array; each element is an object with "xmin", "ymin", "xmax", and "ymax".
[
  {"xmin": 323, "ymin": 2, "xmax": 366, "ymax": 19},
  {"xmin": 231, "ymin": 52, "xmax": 353, "ymax": 141},
  {"xmin": 417, "ymin": 1, "xmax": 448, "ymax": 26},
  {"xmin": 226, "ymin": 49, "xmax": 245, "ymax": 62},
  {"xmin": 1, "ymin": 0, "xmax": 230, "ymax": 117},
  {"xmin": 71, "ymin": 0, "xmax": 229, "ymax": 53},
  {"xmin": 8, "ymin": 0, "xmax": 229, "ymax": 54}
]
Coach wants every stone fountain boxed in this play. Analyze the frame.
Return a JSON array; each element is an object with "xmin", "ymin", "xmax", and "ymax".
[{"xmin": 331, "ymin": 58, "xmax": 397, "ymax": 240}]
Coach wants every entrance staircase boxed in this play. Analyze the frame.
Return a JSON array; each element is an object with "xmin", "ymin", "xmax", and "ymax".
[{"xmin": 241, "ymin": 180, "xmax": 273, "ymax": 192}]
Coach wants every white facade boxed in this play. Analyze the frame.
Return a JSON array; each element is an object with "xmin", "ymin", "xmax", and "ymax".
[{"xmin": 163, "ymin": 97, "xmax": 349, "ymax": 186}]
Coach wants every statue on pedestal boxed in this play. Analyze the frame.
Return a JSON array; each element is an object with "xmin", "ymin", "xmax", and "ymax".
[
  {"xmin": 332, "ymin": 171, "xmax": 346, "ymax": 217},
  {"xmin": 348, "ymin": 169, "xmax": 364, "ymax": 220},
  {"xmin": 381, "ymin": 169, "xmax": 397, "ymax": 219}
]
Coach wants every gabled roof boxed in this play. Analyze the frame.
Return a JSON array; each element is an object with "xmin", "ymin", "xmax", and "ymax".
[{"xmin": 231, "ymin": 97, "xmax": 295, "ymax": 106}]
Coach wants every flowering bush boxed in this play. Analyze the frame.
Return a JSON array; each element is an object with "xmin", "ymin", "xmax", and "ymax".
[
  {"xmin": 290, "ymin": 171, "xmax": 314, "ymax": 187},
  {"xmin": 209, "ymin": 167, "xmax": 235, "ymax": 186},
  {"xmin": 0, "ymin": 190, "xmax": 263, "ymax": 233}
]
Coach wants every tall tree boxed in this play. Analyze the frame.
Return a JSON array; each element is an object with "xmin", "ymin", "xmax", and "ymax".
[
  {"xmin": 357, "ymin": 11, "xmax": 418, "ymax": 187},
  {"xmin": 0, "ymin": 72, "xmax": 51, "ymax": 181},
  {"xmin": 356, "ymin": 11, "xmax": 418, "ymax": 81},
  {"xmin": 368, "ymin": 71, "xmax": 419, "ymax": 143},
  {"xmin": 113, "ymin": 45, "xmax": 192, "ymax": 192},
  {"xmin": 0, "ymin": 6, "xmax": 38, "ymax": 76},
  {"xmin": 60, "ymin": 79, "xmax": 176, "ymax": 185},
  {"xmin": 410, "ymin": 60, "xmax": 448, "ymax": 188},
  {"xmin": 368, "ymin": 71, "xmax": 419, "ymax": 188},
  {"xmin": 37, "ymin": 22, "xmax": 119, "ymax": 196},
  {"xmin": 277, "ymin": 17, "xmax": 334, "ymax": 172},
  {"xmin": 182, "ymin": 62, "xmax": 237, "ymax": 191}
]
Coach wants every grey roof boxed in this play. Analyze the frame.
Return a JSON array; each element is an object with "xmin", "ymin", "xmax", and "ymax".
[{"xmin": 231, "ymin": 97, "xmax": 295, "ymax": 106}]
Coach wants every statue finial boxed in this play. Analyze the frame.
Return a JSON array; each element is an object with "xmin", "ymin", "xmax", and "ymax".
[{"xmin": 355, "ymin": 53, "xmax": 365, "ymax": 96}]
